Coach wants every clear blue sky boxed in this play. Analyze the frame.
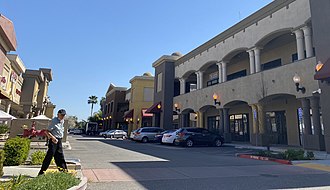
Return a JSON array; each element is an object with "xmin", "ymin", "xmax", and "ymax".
[{"xmin": 1, "ymin": 0, "xmax": 272, "ymax": 121}]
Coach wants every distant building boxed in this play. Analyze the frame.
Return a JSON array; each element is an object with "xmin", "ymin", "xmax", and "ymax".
[
  {"xmin": 20, "ymin": 68, "xmax": 55, "ymax": 118},
  {"xmin": 103, "ymin": 83, "xmax": 128, "ymax": 131}
]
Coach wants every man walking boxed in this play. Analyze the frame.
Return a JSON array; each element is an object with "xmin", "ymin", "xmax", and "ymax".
[{"xmin": 38, "ymin": 109, "xmax": 68, "ymax": 175}]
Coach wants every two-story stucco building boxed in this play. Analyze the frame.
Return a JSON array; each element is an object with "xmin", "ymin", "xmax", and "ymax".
[{"xmin": 150, "ymin": 0, "xmax": 329, "ymax": 152}]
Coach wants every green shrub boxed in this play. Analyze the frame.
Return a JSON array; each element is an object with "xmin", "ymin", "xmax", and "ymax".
[
  {"xmin": 18, "ymin": 172, "xmax": 80, "ymax": 190},
  {"xmin": 0, "ymin": 150, "xmax": 4, "ymax": 177},
  {"xmin": 4, "ymin": 137, "xmax": 31, "ymax": 166},
  {"xmin": 0, "ymin": 124, "xmax": 9, "ymax": 134},
  {"xmin": 306, "ymin": 151, "xmax": 315, "ymax": 160},
  {"xmin": 31, "ymin": 150, "xmax": 55, "ymax": 165},
  {"xmin": 0, "ymin": 175, "xmax": 29, "ymax": 190},
  {"xmin": 284, "ymin": 149, "xmax": 305, "ymax": 161}
]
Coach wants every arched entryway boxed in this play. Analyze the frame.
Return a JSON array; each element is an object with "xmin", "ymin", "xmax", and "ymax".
[
  {"xmin": 181, "ymin": 108, "xmax": 197, "ymax": 128},
  {"xmin": 224, "ymin": 100, "xmax": 251, "ymax": 142},
  {"xmin": 258, "ymin": 94, "xmax": 300, "ymax": 146},
  {"xmin": 199, "ymin": 105, "xmax": 221, "ymax": 134}
]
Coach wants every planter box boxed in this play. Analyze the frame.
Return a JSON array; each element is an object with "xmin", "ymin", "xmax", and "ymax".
[{"xmin": 0, "ymin": 133, "xmax": 9, "ymax": 141}]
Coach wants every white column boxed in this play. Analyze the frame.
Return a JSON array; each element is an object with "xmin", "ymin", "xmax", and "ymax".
[
  {"xmin": 6, "ymin": 102, "xmax": 11, "ymax": 114},
  {"xmin": 302, "ymin": 26, "xmax": 313, "ymax": 58},
  {"xmin": 195, "ymin": 71, "xmax": 200, "ymax": 89},
  {"xmin": 294, "ymin": 29, "xmax": 305, "ymax": 60},
  {"xmin": 216, "ymin": 62, "xmax": 222, "ymax": 83},
  {"xmin": 221, "ymin": 61, "xmax": 227, "ymax": 82},
  {"xmin": 247, "ymin": 49, "xmax": 255, "ymax": 74},
  {"xmin": 179, "ymin": 78, "xmax": 186, "ymax": 95},
  {"xmin": 253, "ymin": 48, "xmax": 261, "ymax": 72},
  {"xmin": 199, "ymin": 71, "xmax": 204, "ymax": 89}
]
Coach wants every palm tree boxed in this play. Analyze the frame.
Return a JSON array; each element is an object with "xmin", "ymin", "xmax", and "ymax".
[{"xmin": 88, "ymin": 96, "xmax": 98, "ymax": 117}]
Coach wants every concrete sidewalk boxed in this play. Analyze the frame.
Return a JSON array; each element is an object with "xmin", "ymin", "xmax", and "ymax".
[
  {"xmin": 0, "ymin": 141, "xmax": 72, "ymax": 150},
  {"xmin": 230, "ymin": 142, "xmax": 330, "ymax": 171}
]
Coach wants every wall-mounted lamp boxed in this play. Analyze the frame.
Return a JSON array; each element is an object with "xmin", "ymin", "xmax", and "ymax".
[
  {"xmin": 316, "ymin": 61, "xmax": 324, "ymax": 72},
  {"xmin": 129, "ymin": 118, "xmax": 133, "ymax": 123},
  {"xmin": 174, "ymin": 103, "xmax": 181, "ymax": 112},
  {"xmin": 137, "ymin": 118, "xmax": 140, "ymax": 124},
  {"xmin": 125, "ymin": 118, "xmax": 129, "ymax": 122},
  {"xmin": 109, "ymin": 116, "xmax": 112, "ymax": 119},
  {"xmin": 195, "ymin": 113, "xmax": 198, "ymax": 120},
  {"xmin": 157, "ymin": 104, "xmax": 162, "ymax": 110},
  {"xmin": 213, "ymin": 93, "xmax": 221, "ymax": 106},
  {"xmin": 293, "ymin": 73, "xmax": 306, "ymax": 94}
]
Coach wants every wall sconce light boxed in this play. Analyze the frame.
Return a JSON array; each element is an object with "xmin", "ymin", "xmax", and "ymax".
[
  {"xmin": 213, "ymin": 93, "xmax": 221, "ymax": 106},
  {"xmin": 157, "ymin": 104, "xmax": 162, "ymax": 110},
  {"xmin": 174, "ymin": 103, "xmax": 180, "ymax": 112},
  {"xmin": 316, "ymin": 61, "xmax": 324, "ymax": 72},
  {"xmin": 125, "ymin": 118, "xmax": 129, "ymax": 122},
  {"xmin": 293, "ymin": 73, "xmax": 306, "ymax": 94},
  {"xmin": 137, "ymin": 118, "xmax": 140, "ymax": 124},
  {"xmin": 195, "ymin": 113, "xmax": 198, "ymax": 120},
  {"xmin": 130, "ymin": 118, "xmax": 133, "ymax": 123},
  {"xmin": 109, "ymin": 116, "xmax": 112, "ymax": 119}
]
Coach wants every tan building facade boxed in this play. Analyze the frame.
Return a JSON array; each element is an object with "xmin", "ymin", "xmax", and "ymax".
[
  {"xmin": 151, "ymin": 0, "xmax": 327, "ymax": 151},
  {"xmin": 20, "ymin": 68, "xmax": 55, "ymax": 119},
  {"xmin": 125, "ymin": 73, "xmax": 154, "ymax": 134}
]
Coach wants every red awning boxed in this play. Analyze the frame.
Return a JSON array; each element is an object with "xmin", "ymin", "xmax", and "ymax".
[
  {"xmin": 315, "ymin": 59, "xmax": 330, "ymax": 81},
  {"xmin": 141, "ymin": 109, "xmax": 153, "ymax": 117},
  {"xmin": 123, "ymin": 109, "xmax": 134, "ymax": 119},
  {"xmin": 146, "ymin": 102, "xmax": 162, "ymax": 113}
]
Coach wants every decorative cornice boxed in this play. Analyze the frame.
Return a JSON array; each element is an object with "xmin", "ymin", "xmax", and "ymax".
[{"xmin": 175, "ymin": 0, "xmax": 296, "ymax": 66}]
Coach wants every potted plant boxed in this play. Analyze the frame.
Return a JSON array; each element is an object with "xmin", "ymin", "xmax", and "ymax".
[{"xmin": 0, "ymin": 124, "xmax": 9, "ymax": 140}]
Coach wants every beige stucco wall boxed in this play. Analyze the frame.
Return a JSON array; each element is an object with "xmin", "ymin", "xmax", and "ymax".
[{"xmin": 175, "ymin": 0, "xmax": 311, "ymax": 78}]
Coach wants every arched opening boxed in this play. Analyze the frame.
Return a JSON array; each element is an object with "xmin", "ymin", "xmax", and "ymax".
[
  {"xmin": 256, "ymin": 29, "xmax": 298, "ymax": 71},
  {"xmin": 183, "ymin": 72, "xmax": 197, "ymax": 93},
  {"xmin": 181, "ymin": 108, "xmax": 197, "ymax": 128},
  {"xmin": 259, "ymin": 94, "xmax": 300, "ymax": 146},
  {"xmin": 199, "ymin": 105, "xmax": 221, "ymax": 134},
  {"xmin": 223, "ymin": 48, "xmax": 249, "ymax": 81},
  {"xmin": 224, "ymin": 100, "xmax": 251, "ymax": 142},
  {"xmin": 203, "ymin": 64, "xmax": 219, "ymax": 88}
]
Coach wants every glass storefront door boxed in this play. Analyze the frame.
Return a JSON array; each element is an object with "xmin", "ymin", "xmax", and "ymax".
[
  {"xmin": 230, "ymin": 114, "xmax": 249, "ymax": 142},
  {"xmin": 207, "ymin": 116, "xmax": 221, "ymax": 134},
  {"xmin": 266, "ymin": 111, "xmax": 288, "ymax": 145}
]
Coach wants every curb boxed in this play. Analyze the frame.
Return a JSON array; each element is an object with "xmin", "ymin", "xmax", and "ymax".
[
  {"xmin": 237, "ymin": 154, "xmax": 292, "ymax": 165},
  {"xmin": 68, "ymin": 176, "xmax": 88, "ymax": 190}
]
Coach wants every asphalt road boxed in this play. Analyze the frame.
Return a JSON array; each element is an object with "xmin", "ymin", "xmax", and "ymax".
[{"xmin": 65, "ymin": 135, "xmax": 330, "ymax": 190}]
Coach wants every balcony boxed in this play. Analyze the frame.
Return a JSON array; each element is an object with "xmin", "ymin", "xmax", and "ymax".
[{"xmin": 174, "ymin": 57, "xmax": 319, "ymax": 111}]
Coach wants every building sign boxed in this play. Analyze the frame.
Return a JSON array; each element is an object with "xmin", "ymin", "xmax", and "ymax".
[
  {"xmin": 11, "ymin": 72, "xmax": 17, "ymax": 83},
  {"xmin": 1, "ymin": 77, "xmax": 6, "ymax": 90},
  {"xmin": 16, "ymin": 89, "xmax": 21, "ymax": 96}
]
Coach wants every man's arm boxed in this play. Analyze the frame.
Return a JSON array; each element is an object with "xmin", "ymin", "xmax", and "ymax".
[{"xmin": 45, "ymin": 130, "xmax": 58, "ymax": 144}]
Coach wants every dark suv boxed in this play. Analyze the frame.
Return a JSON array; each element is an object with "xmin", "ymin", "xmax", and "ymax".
[{"xmin": 175, "ymin": 128, "xmax": 224, "ymax": 147}]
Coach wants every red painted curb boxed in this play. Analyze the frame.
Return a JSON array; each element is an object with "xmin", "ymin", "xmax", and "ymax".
[{"xmin": 237, "ymin": 154, "xmax": 292, "ymax": 165}]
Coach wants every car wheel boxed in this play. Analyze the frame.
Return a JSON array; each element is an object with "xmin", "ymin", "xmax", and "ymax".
[
  {"xmin": 142, "ymin": 137, "xmax": 148, "ymax": 143},
  {"xmin": 186, "ymin": 139, "xmax": 194, "ymax": 147},
  {"xmin": 173, "ymin": 140, "xmax": 179, "ymax": 146},
  {"xmin": 214, "ymin": 139, "xmax": 223, "ymax": 147}
]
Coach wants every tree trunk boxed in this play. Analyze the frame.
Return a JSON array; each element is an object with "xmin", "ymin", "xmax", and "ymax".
[{"xmin": 91, "ymin": 104, "xmax": 94, "ymax": 117}]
